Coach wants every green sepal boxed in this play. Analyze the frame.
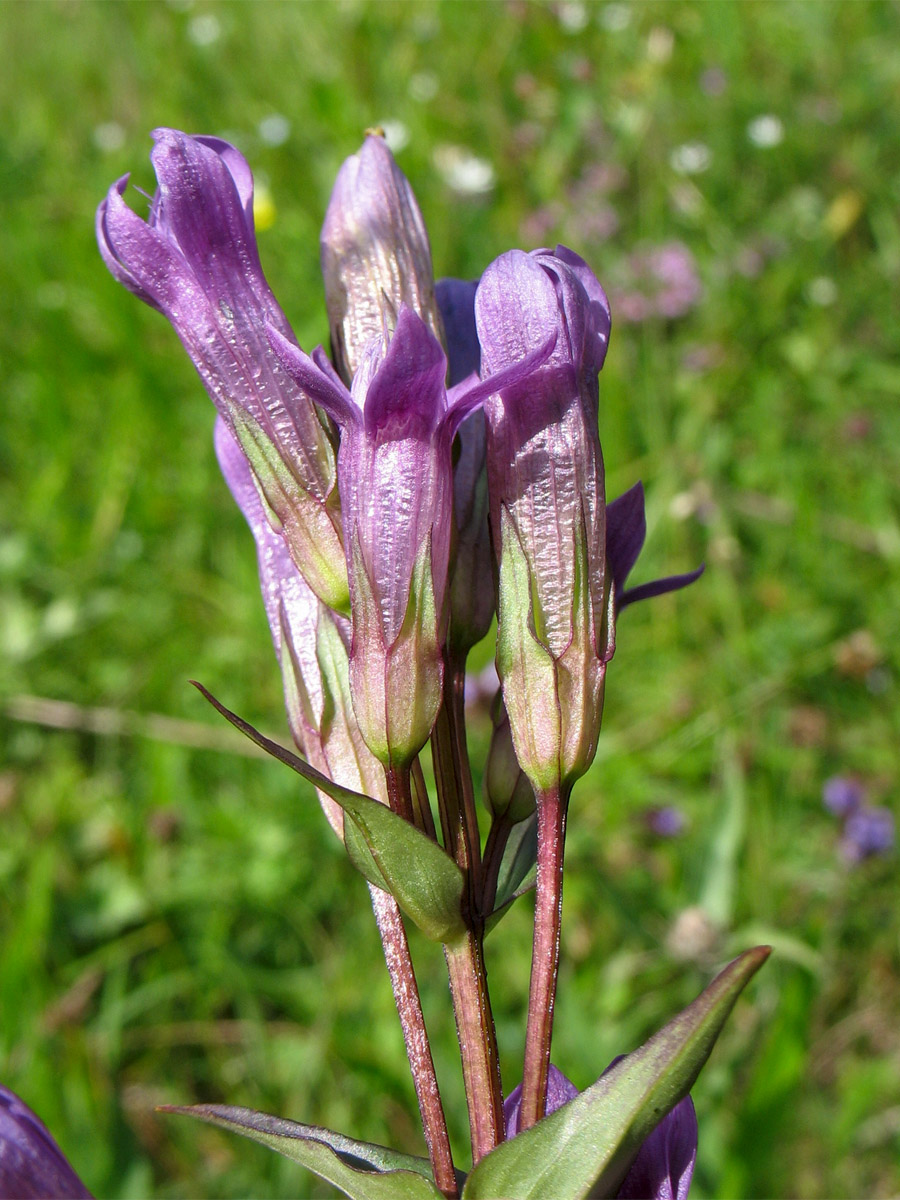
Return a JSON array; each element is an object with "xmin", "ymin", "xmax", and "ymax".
[
  {"xmin": 159, "ymin": 1104, "xmax": 446, "ymax": 1200},
  {"xmin": 462, "ymin": 946, "xmax": 771, "ymax": 1200},
  {"xmin": 496, "ymin": 508, "xmax": 561, "ymax": 793},
  {"xmin": 193, "ymin": 683, "xmax": 467, "ymax": 945}
]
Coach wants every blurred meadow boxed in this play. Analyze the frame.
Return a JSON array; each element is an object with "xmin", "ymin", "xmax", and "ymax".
[{"xmin": 1, "ymin": 1, "xmax": 899, "ymax": 1196}]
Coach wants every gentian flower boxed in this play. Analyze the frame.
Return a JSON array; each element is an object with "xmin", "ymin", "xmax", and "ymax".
[
  {"xmin": 269, "ymin": 306, "xmax": 551, "ymax": 769},
  {"xmin": 503, "ymin": 1064, "xmax": 578, "ymax": 1137},
  {"xmin": 97, "ymin": 129, "xmax": 346, "ymax": 611},
  {"xmin": 214, "ymin": 418, "xmax": 385, "ymax": 837},
  {"xmin": 476, "ymin": 245, "xmax": 612, "ymax": 791},
  {"xmin": 321, "ymin": 132, "xmax": 444, "ymax": 383},
  {"xmin": 0, "ymin": 1084, "xmax": 92, "ymax": 1199},
  {"xmin": 503, "ymin": 1065, "xmax": 698, "ymax": 1200}
]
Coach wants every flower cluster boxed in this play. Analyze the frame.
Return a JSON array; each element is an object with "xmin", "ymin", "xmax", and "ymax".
[{"xmin": 91, "ymin": 128, "xmax": 714, "ymax": 1198}]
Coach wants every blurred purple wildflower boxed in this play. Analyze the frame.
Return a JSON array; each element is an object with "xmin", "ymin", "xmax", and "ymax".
[
  {"xmin": 615, "ymin": 242, "xmax": 702, "ymax": 323},
  {"xmin": 822, "ymin": 775, "xmax": 864, "ymax": 818},
  {"xmin": 0, "ymin": 1085, "xmax": 92, "ymax": 1199},
  {"xmin": 646, "ymin": 805, "xmax": 687, "ymax": 838},
  {"xmin": 840, "ymin": 807, "xmax": 894, "ymax": 863}
]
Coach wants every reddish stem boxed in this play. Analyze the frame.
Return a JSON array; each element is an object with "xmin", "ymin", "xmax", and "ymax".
[
  {"xmin": 369, "ymin": 885, "xmax": 458, "ymax": 1197},
  {"xmin": 518, "ymin": 783, "xmax": 570, "ymax": 1131}
]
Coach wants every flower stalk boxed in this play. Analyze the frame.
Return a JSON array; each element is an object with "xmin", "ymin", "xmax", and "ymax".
[
  {"xmin": 369, "ymin": 886, "xmax": 457, "ymax": 1196},
  {"xmin": 519, "ymin": 782, "xmax": 571, "ymax": 1131}
]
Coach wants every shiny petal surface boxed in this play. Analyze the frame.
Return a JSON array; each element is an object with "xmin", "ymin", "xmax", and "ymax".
[
  {"xmin": 98, "ymin": 130, "xmax": 342, "ymax": 606},
  {"xmin": 362, "ymin": 306, "xmax": 448, "ymax": 438},
  {"xmin": 321, "ymin": 133, "xmax": 442, "ymax": 381}
]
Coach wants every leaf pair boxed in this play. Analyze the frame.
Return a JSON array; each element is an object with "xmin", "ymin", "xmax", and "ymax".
[{"xmin": 166, "ymin": 946, "xmax": 769, "ymax": 1200}]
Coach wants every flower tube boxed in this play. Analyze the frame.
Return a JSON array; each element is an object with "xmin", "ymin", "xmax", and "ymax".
[
  {"xmin": 477, "ymin": 244, "xmax": 613, "ymax": 793},
  {"xmin": 97, "ymin": 129, "xmax": 346, "ymax": 610}
]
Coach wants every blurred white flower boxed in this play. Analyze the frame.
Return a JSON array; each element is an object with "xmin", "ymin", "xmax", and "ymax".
[
  {"xmin": 557, "ymin": 2, "xmax": 589, "ymax": 33},
  {"xmin": 433, "ymin": 145, "xmax": 495, "ymax": 196},
  {"xmin": 807, "ymin": 276, "xmax": 837, "ymax": 306},
  {"xmin": 93, "ymin": 122, "xmax": 126, "ymax": 153},
  {"xmin": 409, "ymin": 72, "xmax": 438, "ymax": 102},
  {"xmin": 647, "ymin": 26, "xmax": 674, "ymax": 63},
  {"xmin": 747, "ymin": 114, "xmax": 784, "ymax": 147},
  {"xmin": 187, "ymin": 13, "xmax": 221, "ymax": 45},
  {"xmin": 258, "ymin": 114, "xmax": 291, "ymax": 147},
  {"xmin": 669, "ymin": 142, "xmax": 711, "ymax": 175}
]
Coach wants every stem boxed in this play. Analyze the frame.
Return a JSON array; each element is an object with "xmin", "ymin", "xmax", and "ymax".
[
  {"xmin": 444, "ymin": 934, "xmax": 504, "ymax": 1162},
  {"xmin": 369, "ymin": 885, "xmax": 458, "ymax": 1197},
  {"xmin": 518, "ymin": 783, "xmax": 570, "ymax": 1132},
  {"xmin": 385, "ymin": 763, "xmax": 415, "ymax": 825},
  {"xmin": 431, "ymin": 658, "xmax": 504, "ymax": 1162}
]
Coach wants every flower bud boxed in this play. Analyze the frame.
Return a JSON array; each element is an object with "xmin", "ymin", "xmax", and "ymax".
[
  {"xmin": 484, "ymin": 690, "xmax": 536, "ymax": 825},
  {"xmin": 272, "ymin": 303, "xmax": 552, "ymax": 769},
  {"xmin": 477, "ymin": 246, "xmax": 613, "ymax": 790},
  {"xmin": 321, "ymin": 132, "xmax": 444, "ymax": 382}
]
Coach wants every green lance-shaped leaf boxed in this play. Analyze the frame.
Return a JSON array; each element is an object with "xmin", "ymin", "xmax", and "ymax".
[
  {"xmin": 193, "ymin": 683, "xmax": 467, "ymax": 945},
  {"xmin": 160, "ymin": 1105, "xmax": 446, "ymax": 1200},
  {"xmin": 462, "ymin": 946, "xmax": 771, "ymax": 1200}
]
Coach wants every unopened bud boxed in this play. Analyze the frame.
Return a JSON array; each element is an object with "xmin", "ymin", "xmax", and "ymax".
[
  {"xmin": 321, "ymin": 133, "xmax": 444, "ymax": 382},
  {"xmin": 485, "ymin": 690, "xmax": 536, "ymax": 825}
]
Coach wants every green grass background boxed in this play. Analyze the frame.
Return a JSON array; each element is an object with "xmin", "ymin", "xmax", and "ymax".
[{"xmin": 1, "ymin": 1, "xmax": 899, "ymax": 1196}]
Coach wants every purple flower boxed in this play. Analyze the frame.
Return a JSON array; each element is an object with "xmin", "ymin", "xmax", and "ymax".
[
  {"xmin": 214, "ymin": 419, "xmax": 385, "ymax": 834},
  {"xmin": 503, "ymin": 1065, "xmax": 697, "ymax": 1199},
  {"xmin": 97, "ymin": 129, "xmax": 346, "ymax": 610},
  {"xmin": 0, "ymin": 1084, "xmax": 92, "ymax": 1199},
  {"xmin": 270, "ymin": 305, "xmax": 551, "ymax": 767},
  {"xmin": 822, "ymin": 775, "xmax": 864, "ymax": 818},
  {"xmin": 606, "ymin": 482, "xmax": 704, "ymax": 614},
  {"xmin": 646, "ymin": 805, "xmax": 687, "ymax": 838},
  {"xmin": 615, "ymin": 242, "xmax": 702, "ymax": 324},
  {"xmin": 321, "ymin": 133, "xmax": 443, "ymax": 383},
  {"xmin": 841, "ymin": 806, "xmax": 894, "ymax": 862},
  {"xmin": 476, "ymin": 244, "xmax": 612, "ymax": 789},
  {"xmin": 617, "ymin": 1090, "xmax": 698, "ymax": 1200}
]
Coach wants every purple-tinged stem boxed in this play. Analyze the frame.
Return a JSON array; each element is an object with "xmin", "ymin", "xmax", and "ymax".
[
  {"xmin": 430, "ymin": 658, "xmax": 503, "ymax": 1162},
  {"xmin": 444, "ymin": 934, "xmax": 504, "ymax": 1162},
  {"xmin": 385, "ymin": 763, "xmax": 415, "ymax": 825},
  {"xmin": 369, "ymin": 885, "xmax": 458, "ymax": 1197},
  {"xmin": 518, "ymin": 782, "xmax": 570, "ymax": 1132}
]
